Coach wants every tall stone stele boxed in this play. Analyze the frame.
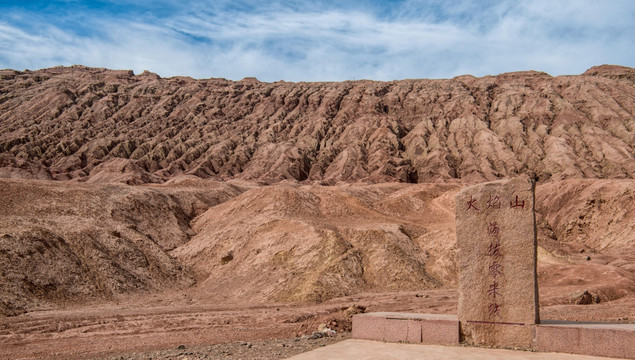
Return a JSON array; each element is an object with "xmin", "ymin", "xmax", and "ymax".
[{"xmin": 456, "ymin": 176, "xmax": 539, "ymax": 349}]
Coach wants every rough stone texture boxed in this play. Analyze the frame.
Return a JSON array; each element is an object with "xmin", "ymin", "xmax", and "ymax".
[
  {"xmin": 384, "ymin": 319, "xmax": 422, "ymax": 343},
  {"xmin": 460, "ymin": 323, "xmax": 536, "ymax": 349},
  {"xmin": 352, "ymin": 313, "xmax": 459, "ymax": 345},
  {"xmin": 352, "ymin": 314, "xmax": 386, "ymax": 341},
  {"xmin": 2, "ymin": 177, "xmax": 634, "ymax": 319},
  {"xmin": 456, "ymin": 176, "xmax": 539, "ymax": 348},
  {"xmin": 536, "ymin": 323, "xmax": 635, "ymax": 359},
  {"xmin": 1, "ymin": 65, "xmax": 634, "ymax": 185}
]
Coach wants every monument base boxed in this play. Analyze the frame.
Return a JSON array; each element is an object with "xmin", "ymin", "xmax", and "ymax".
[
  {"xmin": 536, "ymin": 321, "xmax": 635, "ymax": 359},
  {"xmin": 352, "ymin": 313, "xmax": 635, "ymax": 359},
  {"xmin": 460, "ymin": 321, "xmax": 535, "ymax": 349},
  {"xmin": 351, "ymin": 312, "xmax": 459, "ymax": 345}
]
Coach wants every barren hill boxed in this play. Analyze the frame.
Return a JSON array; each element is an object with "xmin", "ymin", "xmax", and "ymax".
[
  {"xmin": 0, "ymin": 66, "xmax": 634, "ymax": 355},
  {"xmin": 1, "ymin": 177, "xmax": 634, "ymax": 318},
  {"xmin": 0, "ymin": 178, "xmax": 244, "ymax": 315},
  {"xmin": 1, "ymin": 65, "xmax": 633, "ymax": 184}
]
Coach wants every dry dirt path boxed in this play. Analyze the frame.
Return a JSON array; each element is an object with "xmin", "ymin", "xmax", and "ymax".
[
  {"xmin": 0, "ymin": 290, "xmax": 455, "ymax": 359},
  {"xmin": 2, "ymin": 288, "xmax": 633, "ymax": 359}
]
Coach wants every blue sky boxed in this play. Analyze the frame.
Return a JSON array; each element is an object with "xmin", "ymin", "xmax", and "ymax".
[{"xmin": 0, "ymin": 0, "xmax": 633, "ymax": 82}]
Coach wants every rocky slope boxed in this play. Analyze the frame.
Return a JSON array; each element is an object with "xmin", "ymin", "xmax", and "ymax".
[
  {"xmin": 0, "ymin": 65, "xmax": 633, "ymax": 318},
  {"xmin": 0, "ymin": 65, "xmax": 633, "ymax": 184},
  {"xmin": 1, "ymin": 178, "xmax": 633, "ymax": 317},
  {"xmin": 0, "ymin": 178, "xmax": 244, "ymax": 315}
]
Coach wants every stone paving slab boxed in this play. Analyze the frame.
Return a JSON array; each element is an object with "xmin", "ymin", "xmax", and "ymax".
[
  {"xmin": 286, "ymin": 339, "xmax": 622, "ymax": 360},
  {"xmin": 541, "ymin": 320, "xmax": 635, "ymax": 331},
  {"xmin": 352, "ymin": 313, "xmax": 459, "ymax": 345},
  {"xmin": 352, "ymin": 312, "xmax": 635, "ymax": 359},
  {"xmin": 536, "ymin": 322, "xmax": 635, "ymax": 359}
]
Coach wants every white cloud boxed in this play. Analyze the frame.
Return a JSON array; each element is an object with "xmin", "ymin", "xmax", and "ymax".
[{"xmin": 0, "ymin": 0, "xmax": 633, "ymax": 81}]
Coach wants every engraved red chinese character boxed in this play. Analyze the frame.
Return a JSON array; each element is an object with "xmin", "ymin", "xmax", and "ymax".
[
  {"xmin": 487, "ymin": 222, "xmax": 500, "ymax": 237},
  {"xmin": 466, "ymin": 195, "xmax": 479, "ymax": 211},
  {"xmin": 487, "ymin": 242, "xmax": 502, "ymax": 257},
  {"xmin": 487, "ymin": 281, "xmax": 502, "ymax": 300},
  {"xmin": 486, "ymin": 194, "xmax": 501, "ymax": 210},
  {"xmin": 489, "ymin": 262, "xmax": 503, "ymax": 278},
  {"xmin": 488, "ymin": 302, "xmax": 502, "ymax": 319},
  {"xmin": 510, "ymin": 195, "xmax": 525, "ymax": 209}
]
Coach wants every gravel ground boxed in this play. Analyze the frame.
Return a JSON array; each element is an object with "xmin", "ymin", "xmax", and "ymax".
[{"xmin": 99, "ymin": 333, "xmax": 351, "ymax": 360}]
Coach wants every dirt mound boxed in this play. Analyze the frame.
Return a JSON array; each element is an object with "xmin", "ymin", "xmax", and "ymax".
[
  {"xmin": 1, "ymin": 177, "xmax": 633, "ymax": 317},
  {"xmin": 537, "ymin": 179, "xmax": 634, "ymax": 250},
  {"xmin": 0, "ymin": 155, "xmax": 52, "ymax": 180},
  {"xmin": 172, "ymin": 179, "xmax": 634, "ymax": 306},
  {"xmin": 0, "ymin": 65, "xmax": 633, "ymax": 184},
  {"xmin": 85, "ymin": 158, "xmax": 165, "ymax": 185},
  {"xmin": 535, "ymin": 179, "xmax": 635, "ymax": 307},
  {"xmin": 1, "ymin": 178, "xmax": 634, "ymax": 317},
  {"xmin": 0, "ymin": 178, "xmax": 244, "ymax": 315},
  {"xmin": 172, "ymin": 183, "xmax": 459, "ymax": 303},
  {"xmin": 583, "ymin": 64, "xmax": 635, "ymax": 81}
]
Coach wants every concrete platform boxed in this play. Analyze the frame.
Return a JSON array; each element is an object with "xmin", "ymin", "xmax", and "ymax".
[
  {"xmin": 287, "ymin": 339, "xmax": 623, "ymax": 360},
  {"xmin": 352, "ymin": 313, "xmax": 635, "ymax": 359},
  {"xmin": 537, "ymin": 321, "xmax": 635, "ymax": 359},
  {"xmin": 351, "ymin": 312, "xmax": 458, "ymax": 345}
]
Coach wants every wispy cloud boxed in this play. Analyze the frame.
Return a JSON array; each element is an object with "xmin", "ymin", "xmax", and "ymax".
[{"xmin": 0, "ymin": 0, "xmax": 633, "ymax": 81}]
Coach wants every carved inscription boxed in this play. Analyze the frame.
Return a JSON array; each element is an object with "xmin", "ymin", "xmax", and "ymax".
[
  {"xmin": 456, "ymin": 177, "xmax": 539, "ymax": 348},
  {"xmin": 464, "ymin": 193, "xmax": 527, "ymax": 320}
]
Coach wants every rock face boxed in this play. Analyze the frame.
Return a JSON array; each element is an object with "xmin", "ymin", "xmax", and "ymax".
[
  {"xmin": 0, "ymin": 178, "xmax": 244, "ymax": 315},
  {"xmin": 456, "ymin": 176, "xmax": 538, "ymax": 348},
  {"xmin": 172, "ymin": 182, "xmax": 458, "ymax": 303},
  {"xmin": 0, "ymin": 65, "xmax": 634, "ymax": 319},
  {"xmin": 0, "ymin": 65, "xmax": 633, "ymax": 184},
  {"xmin": 1, "ymin": 177, "xmax": 633, "ymax": 317}
]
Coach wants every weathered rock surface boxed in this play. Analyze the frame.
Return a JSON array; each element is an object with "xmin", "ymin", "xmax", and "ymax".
[
  {"xmin": 1, "ymin": 177, "xmax": 633, "ymax": 317},
  {"xmin": 0, "ymin": 178, "xmax": 244, "ymax": 315},
  {"xmin": 456, "ymin": 176, "xmax": 538, "ymax": 348},
  {"xmin": 173, "ymin": 182, "xmax": 458, "ymax": 303},
  {"xmin": 0, "ymin": 65, "xmax": 633, "ymax": 321},
  {"xmin": 0, "ymin": 65, "xmax": 633, "ymax": 184},
  {"xmin": 535, "ymin": 179, "xmax": 635, "ymax": 308}
]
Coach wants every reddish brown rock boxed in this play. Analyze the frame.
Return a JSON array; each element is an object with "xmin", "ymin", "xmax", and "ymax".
[
  {"xmin": 85, "ymin": 158, "xmax": 164, "ymax": 185},
  {"xmin": 456, "ymin": 176, "xmax": 539, "ymax": 348},
  {"xmin": 0, "ymin": 65, "xmax": 633, "ymax": 185},
  {"xmin": 0, "ymin": 64, "xmax": 634, "ymax": 359},
  {"xmin": 570, "ymin": 290, "xmax": 601, "ymax": 305}
]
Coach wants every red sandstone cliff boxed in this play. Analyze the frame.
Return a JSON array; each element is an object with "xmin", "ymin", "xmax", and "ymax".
[
  {"xmin": 0, "ymin": 65, "xmax": 633, "ymax": 317},
  {"xmin": 1, "ymin": 65, "xmax": 632, "ymax": 184}
]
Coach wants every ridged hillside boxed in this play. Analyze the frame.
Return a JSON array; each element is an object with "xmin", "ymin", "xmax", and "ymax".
[{"xmin": 1, "ymin": 65, "xmax": 633, "ymax": 184}]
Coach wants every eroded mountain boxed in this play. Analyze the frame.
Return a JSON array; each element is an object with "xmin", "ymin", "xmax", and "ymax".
[{"xmin": 1, "ymin": 65, "xmax": 633, "ymax": 184}]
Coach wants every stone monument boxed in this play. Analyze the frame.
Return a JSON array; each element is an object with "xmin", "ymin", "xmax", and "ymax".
[
  {"xmin": 455, "ymin": 176, "xmax": 539, "ymax": 349},
  {"xmin": 353, "ymin": 175, "xmax": 634, "ymax": 357}
]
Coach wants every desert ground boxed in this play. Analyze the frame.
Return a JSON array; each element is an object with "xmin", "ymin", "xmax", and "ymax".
[
  {"xmin": 1, "ymin": 178, "xmax": 633, "ymax": 359},
  {"xmin": 0, "ymin": 65, "xmax": 633, "ymax": 359}
]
